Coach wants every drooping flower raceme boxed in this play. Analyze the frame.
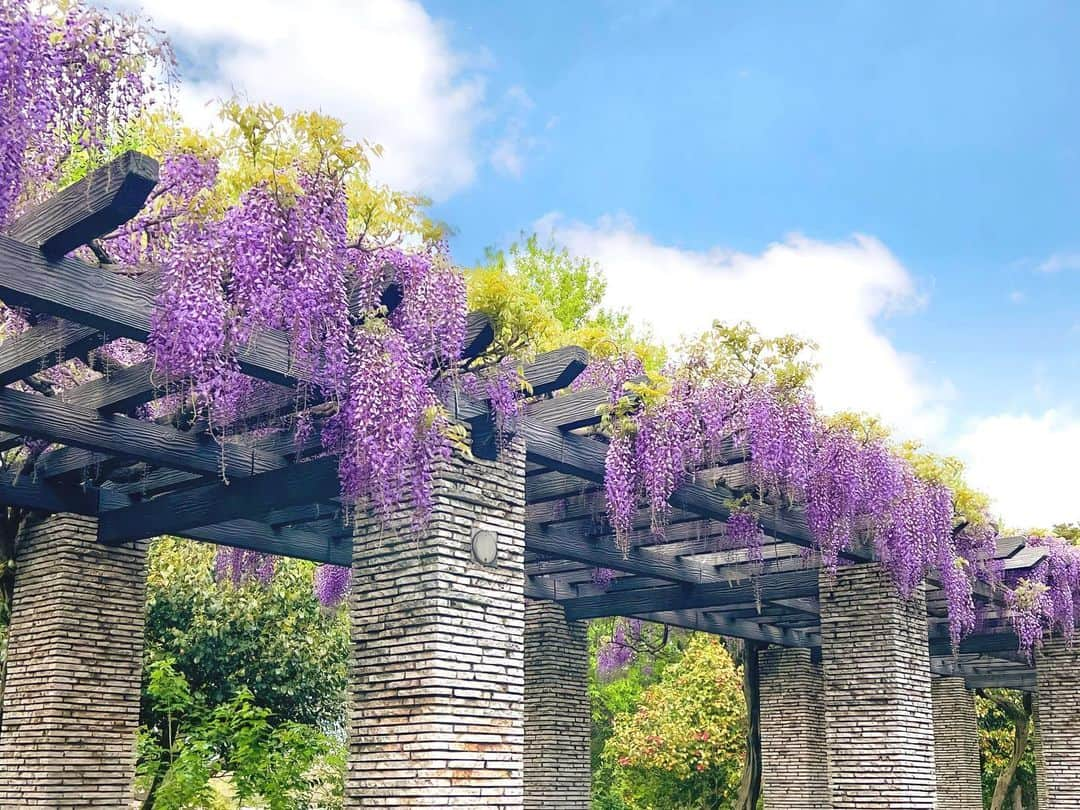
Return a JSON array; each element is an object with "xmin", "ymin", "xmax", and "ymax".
[
  {"xmin": 0, "ymin": 0, "xmax": 168, "ymax": 226},
  {"xmin": 598, "ymin": 353, "xmax": 993, "ymax": 649},
  {"xmin": 1005, "ymin": 535, "xmax": 1080, "ymax": 655}
]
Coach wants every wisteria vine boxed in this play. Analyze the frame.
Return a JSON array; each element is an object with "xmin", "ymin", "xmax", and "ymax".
[
  {"xmin": 0, "ymin": 0, "xmax": 168, "ymax": 227},
  {"xmin": 591, "ymin": 351, "xmax": 1006, "ymax": 650}
]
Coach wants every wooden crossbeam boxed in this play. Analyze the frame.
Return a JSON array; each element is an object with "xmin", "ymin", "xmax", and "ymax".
[
  {"xmin": 463, "ymin": 312, "xmax": 495, "ymax": 359},
  {"xmin": 521, "ymin": 346, "xmax": 589, "ymax": 396},
  {"xmin": 524, "ymin": 375, "xmax": 647, "ymax": 431},
  {"xmin": 182, "ymin": 518, "xmax": 349, "ymax": 566},
  {"xmin": 0, "ymin": 386, "xmax": 286, "ymax": 481},
  {"xmin": 525, "ymin": 471, "xmax": 597, "ymax": 502},
  {"xmin": 0, "ymin": 465, "xmax": 348, "ymax": 565},
  {"xmin": 526, "ymin": 522, "xmax": 711, "ymax": 585},
  {"xmin": 928, "ymin": 630, "xmax": 1021, "ymax": 658},
  {"xmin": 0, "ymin": 320, "xmax": 101, "ymax": 386},
  {"xmin": 555, "ymin": 568, "xmax": 819, "ymax": 620},
  {"xmin": 0, "ymin": 468, "xmax": 106, "ymax": 515},
  {"xmin": 6, "ymin": 151, "xmax": 159, "ymax": 258},
  {"xmin": 98, "ymin": 456, "xmax": 340, "ymax": 545},
  {"xmin": 0, "ymin": 235, "xmax": 297, "ymax": 386},
  {"xmin": 931, "ymin": 658, "xmax": 1035, "ymax": 691},
  {"xmin": 525, "ymin": 386, "xmax": 609, "ymax": 430},
  {"xmin": 641, "ymin": 609, "xmax": 821, "ymax": 648}
]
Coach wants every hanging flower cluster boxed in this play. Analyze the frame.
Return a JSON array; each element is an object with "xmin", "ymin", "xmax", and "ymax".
[
  {"xmin": 0, "ymin": 0, "xmax": 169, "ymax": 226},
  {"xmin": 597, "ymin": 617, "xmax": 644, "ymax": 679},
  {"xmin": 593, "ymin": 353, "xmax": 996, "ymax": 649},
  {"xmin": 122, "ymin": 152, "xmax": 474, "ymax": 601},
  {"xmin": 313, "ymin": 564, "xmax": 350, "ymax": 608},
  {"xmin": 214, "ymin": 546, "xmax": 275, "ymax": 586},
  {"xmin": 1005, "ymin": 534, "xmax": 1080, "ymax": 654}
]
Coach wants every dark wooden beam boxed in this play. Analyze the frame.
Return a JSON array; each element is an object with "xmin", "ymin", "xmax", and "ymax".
[
  {"xmin": 181, "ymin": 519, "xmax": 349, "ymax": 566},
  {"xmin": 526, "ymin": 522, "xmax": 713, "ymax": 585},
  {"xmin": 98, "ymin": 456, "xmax": 340, "ymax": 544},
  {"xmin": 524, "ymin": 377, "xmax": 646, "ymax": 431},
  {"xmin": 0, "ymin": 320, "xmax": 100, "ymax": 386},
  {"xmin": 525, "ymin": 386, "xmax": 609, "ymax": 431},
  {"xmin": 640, "ymin": 608, "xmax": 821, "ymax": 648},
  {"xmin": 525, "ymin": 471, "xmax": 597, "ymax": 503},
  {"xmin": 929, "ymin": 630, "xmax": 1021, "ymax": 658},
  {"xmin": 521, "ymin": 346, "xmax": 589, "ymax": 396},
  {"xmin": 462, "ymin": 312, "xmax": 495, "ymax": 360},
  {"xmin": 0, "ymin": 468, "xmax": 104, "ymax": 515},
  {"xmin": 519, "ymin": 418, "xmax": 606, "ymax": 482},
  {"xmin": 557, "ymin": 568, "xmax": 820, "ymax": 620},
  {"xmin": 0, "ymin": 387, "xmax": 285, "ymax": 481},
  {"xmin": 6, "ymin": 151, "xmax": 158, "ymax": 258},
  {"xmin": 0, "ymin": 235, "xmax": 296, "ymax": 387}
]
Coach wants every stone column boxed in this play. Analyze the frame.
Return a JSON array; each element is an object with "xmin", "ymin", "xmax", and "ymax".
[
  {"xmin": 758, "ymin": 646, "xmax": 828, "ymax": 809},
  {"xmin": 931, "ymin": 676, "xmax": 983, "ymax": 810},
  {"xmin": 818, "ymin": 563, "xmax": 937, "ymax": 809},
  {"xmin": 1034, "ymin": 638, "xmax": 1080, "ymax": 807},
  {"xmin": 0, "ymin": 513, "xmax": 147, "ymax": 806},
  {"xmin": 347, "ymin": 444, "xmax": 526, "ymax": 808},
  {"xmin": 523, "ymin": 599, "xmax": 590, "ymax": 810}
]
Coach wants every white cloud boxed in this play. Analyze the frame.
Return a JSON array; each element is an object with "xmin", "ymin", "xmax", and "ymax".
[
  {"xmin": 490, "ymin": 86, "xmax": 541, "ymax": 179},
  {"xmin": 122, "ymin": 0, "xmax": 490, "ymax": 198},
  {"xmin": 536, "ymin": 213, "xmax": 953, "ymax": 439},
  {"xmin": 1037, "ymin": 252, "xmax": 1080, "ymax": 273},
  {"xmin": 953, "ymin": 410, "xmax": 1080, "ymax": 529}
]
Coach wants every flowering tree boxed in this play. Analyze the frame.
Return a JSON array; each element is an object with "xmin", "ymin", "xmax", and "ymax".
[{"xmin": 603, "ymin": 635, "xmax": 747, "ymax": 810}]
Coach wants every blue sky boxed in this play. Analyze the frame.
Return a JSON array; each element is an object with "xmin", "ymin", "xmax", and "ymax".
[{"xmin": 125, "ymin": 0, "xmax": 1079, "ymax": 526}]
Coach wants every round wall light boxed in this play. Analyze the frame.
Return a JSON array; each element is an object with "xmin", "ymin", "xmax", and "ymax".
[{"xmin": 471, "ymin": 529, "xmax": 499, "ymax": 566}]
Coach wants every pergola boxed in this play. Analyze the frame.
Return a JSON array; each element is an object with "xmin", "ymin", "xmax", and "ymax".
[{"xmin": 0, "ymin": 152, "xmax": 1074, "ymax": 809}]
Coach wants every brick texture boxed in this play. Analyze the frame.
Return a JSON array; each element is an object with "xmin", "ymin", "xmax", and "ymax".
[
  {"xmin": 347, "ymin": 443, "xmax": 526, "ymax": 808},
  {"xmin": 758, "ymin": 646, "xmax": 828, "ymax": 809},
  {"xmin": 818, "ymin": 563, "xmax": 937, "ymax": 809},
  {"xmin": 931, "ymin": 676, "xmax": 983, "ymax": 810},
  {"xmin": 1035, "ymin": 638, "xmax": 1080, "ymax": 808},
  {"xmin": 523, "ymin": 599, "xmax": 590, "ymax": 809},
  {"xmin": 0, "ymin": 513, "xmax": 147, "ymax": 806}
]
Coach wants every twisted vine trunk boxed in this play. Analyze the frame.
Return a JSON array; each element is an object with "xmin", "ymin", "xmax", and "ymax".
[
  {"xmin": 986, "ymin": 691, "xmax": 1034, "ymax": 810},
  {"xmin": 734, "ymin": 640, "xmax": 762, "ymax": 810}
]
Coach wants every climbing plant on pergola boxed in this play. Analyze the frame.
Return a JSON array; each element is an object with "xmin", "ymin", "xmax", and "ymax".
[{"xmin": 0, "ymin": 151, "xmax": 1048, "ymax": 692}]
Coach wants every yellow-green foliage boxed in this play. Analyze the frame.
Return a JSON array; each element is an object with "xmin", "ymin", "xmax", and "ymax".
[
  {"xmin": 602, "ymin": 635, "xmax": 746, "ymax": 810},
  {"xmin": 466, "ymin": 233, "xmax": 665, "ymax": 371},
  {"xmin": 65, "ymin": 102, "xmax": 445, "ymax": 251},
  {"xmin": 678, "ymin": 320, "xmax": 816, "ymax": 396}
]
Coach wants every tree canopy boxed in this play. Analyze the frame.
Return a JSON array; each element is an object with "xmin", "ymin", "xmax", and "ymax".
[{"xmin": 602, "ymin": 635, "xmax": 747, "ymax": 810}]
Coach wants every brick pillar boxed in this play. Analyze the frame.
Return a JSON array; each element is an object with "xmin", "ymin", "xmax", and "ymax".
[
  {"xmin": 818, "ymin": 563, "xmax": 937, "ymax": 809},
  {"xmin": 523, "ymin": 599, "xmax": 590, "ymax": 809},
  {"xmin": 348, "ymin": 444, "xmax": 526, "ymax": 808},
  {"xmin": 1034, "ymin": 638, "xmax": 1080, "ymax": 807},
  {"xmin": 758, "ymin": 646, "xmax": 828, "ymax": 809},
  {"xmin": 1033, "ymin": 696, "xmax": 1048, "ymax": 809},
  {"xmin": 0, "ymin": 513, "xmax": 147, "ymax": 806},
  {"xmin": 931, "ymin": 676, "xmax": 983, "ymax": 810}
]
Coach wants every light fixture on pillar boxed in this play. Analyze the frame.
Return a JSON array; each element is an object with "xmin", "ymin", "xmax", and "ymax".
[{"xmin": 471, "ymin": 529, "xmax": 499, "ymax": 566}]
